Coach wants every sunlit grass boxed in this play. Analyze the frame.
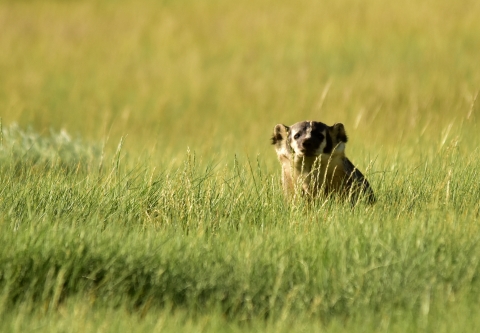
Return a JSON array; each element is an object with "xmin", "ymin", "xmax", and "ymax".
[
  {"xmin": 1, "ymin": 0, "xmax": 480, "ymax": 331},
  {"xmin": 0, "ymin": 0, "xmax": 478, "ymax": 158},
  {"xmin": 1, "ymin": 125, "xmax": 479, "ymax": 331}
]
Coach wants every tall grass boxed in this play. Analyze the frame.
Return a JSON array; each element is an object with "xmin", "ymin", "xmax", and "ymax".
[
  {"xmin": 1, "ymin": 124, "xmax": 480, "ymax": 331},
  {"xmin": 1, "ymin": 0, "xmax": 480, "ymax": 331}
]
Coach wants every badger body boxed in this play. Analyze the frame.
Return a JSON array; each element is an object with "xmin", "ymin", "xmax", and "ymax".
[{"xmin": 271, "ymin": 121, "xmax": 375, "ymax": 204}]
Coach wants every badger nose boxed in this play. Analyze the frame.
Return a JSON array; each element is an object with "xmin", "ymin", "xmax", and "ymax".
[{"xmin": 302, "ymin": 138, "xmax": 318, "ymax": 150}]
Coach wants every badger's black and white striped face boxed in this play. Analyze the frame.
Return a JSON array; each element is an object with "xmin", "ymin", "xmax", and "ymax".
[
  {"xmin": 288, "ymin": 121, "xmax": 329, "ymax": 157},
  {"xmin": 272, "ymin": 121, "xmax": 349, "ymax": 158}
]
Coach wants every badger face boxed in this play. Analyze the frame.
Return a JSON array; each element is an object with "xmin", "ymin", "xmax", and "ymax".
[
  {"xmin": 286, "ymin": 121, "xmax": 323, "ymax": 157},
  {"xmin": 272, "ymin": 121, "xmax": 349, "ymax": 158}
]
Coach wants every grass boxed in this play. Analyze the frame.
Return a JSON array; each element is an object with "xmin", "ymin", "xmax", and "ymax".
[{"xmin": 1, "ymin": 0, "xmax": 480, "ymax": 331}]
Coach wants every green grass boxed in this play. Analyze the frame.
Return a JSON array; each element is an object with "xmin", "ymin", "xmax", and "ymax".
[{"xmin": 1, "ymin": 0, "xmax": 480, "ymax": 331}]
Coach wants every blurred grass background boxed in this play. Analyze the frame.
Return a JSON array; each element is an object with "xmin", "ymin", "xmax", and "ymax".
[{"xmin": 1, "ymin": 0, "xmax": 478, "ymax": 162}]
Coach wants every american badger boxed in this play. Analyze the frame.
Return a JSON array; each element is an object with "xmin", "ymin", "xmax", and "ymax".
[{"xmin": 271, "ymin": 121, "xmax": 375, "ymax": 204}]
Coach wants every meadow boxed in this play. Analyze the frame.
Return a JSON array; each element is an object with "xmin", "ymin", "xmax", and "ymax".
[{"xmin": 1, "ymin": 0, "xmax": 480, "ymax": 331}]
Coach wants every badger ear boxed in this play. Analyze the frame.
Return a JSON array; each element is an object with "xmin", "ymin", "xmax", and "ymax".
[
  {"xmin": 271, "ymin": 124, "xmax": 290, "ymax": 145},
  {"xmin": 331, "ymin": 123, "xmax": 348, "ymax": 143}
]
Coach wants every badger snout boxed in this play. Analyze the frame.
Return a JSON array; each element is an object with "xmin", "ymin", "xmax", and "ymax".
[{"xmin": 299, "ymin": 137, "xmax": 321, "ymax": 155}]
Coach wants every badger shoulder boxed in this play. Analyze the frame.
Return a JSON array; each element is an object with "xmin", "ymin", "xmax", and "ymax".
[{"xmin": 342, "ymin": 157, "xmax": 376, "ymax": 204}]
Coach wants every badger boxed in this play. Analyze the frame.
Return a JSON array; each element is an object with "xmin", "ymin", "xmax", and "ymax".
[{"xmin": 271, "ymin": 121, "xmax": 375, "ymax": 204}]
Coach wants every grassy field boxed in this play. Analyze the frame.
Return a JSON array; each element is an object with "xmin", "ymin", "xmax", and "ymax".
[{"xmin": 1, "ymin": 0, "xmax": 480, "ymax": 331}]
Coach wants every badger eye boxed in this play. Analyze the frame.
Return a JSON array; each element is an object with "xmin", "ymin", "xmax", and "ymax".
[{"xmin": 294, "ymin": 133, "xmax": 300, "ymax": 139}]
